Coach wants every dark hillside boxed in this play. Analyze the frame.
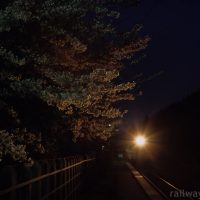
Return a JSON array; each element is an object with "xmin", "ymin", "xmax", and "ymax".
[{"xmin": 142, "ymin": 90, "xmax": 200, "ymax": 189}]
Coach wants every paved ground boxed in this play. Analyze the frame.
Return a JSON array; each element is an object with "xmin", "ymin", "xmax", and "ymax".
[{"xmin": 82, "ymin": 157, "xmax": 149, "ymax": 200}]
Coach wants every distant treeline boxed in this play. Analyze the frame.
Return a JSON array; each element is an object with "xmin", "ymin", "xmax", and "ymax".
[{"xmin": 145, "ymin": 90, "xmax": 200, "ymax": 163}]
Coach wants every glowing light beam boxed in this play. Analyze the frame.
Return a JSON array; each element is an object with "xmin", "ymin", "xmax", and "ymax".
[{"xmin": 134, "ymin": 135, "xmax": 146, "ymax": 147}]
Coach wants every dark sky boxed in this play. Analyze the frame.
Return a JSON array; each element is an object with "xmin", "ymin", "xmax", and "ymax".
[{"xmin": 119, "ymin": 0, "xmax": 200, "ymax": 122}]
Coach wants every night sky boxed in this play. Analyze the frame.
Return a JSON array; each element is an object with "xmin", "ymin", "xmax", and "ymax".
[{"xmin": 120, "ymin": 0, "xmax": 200, "ymax": 122}]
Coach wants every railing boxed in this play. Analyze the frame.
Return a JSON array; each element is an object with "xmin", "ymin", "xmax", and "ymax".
[{"xmin": 0, "ymin": 155, "xmax": 95, "ymax": 200}]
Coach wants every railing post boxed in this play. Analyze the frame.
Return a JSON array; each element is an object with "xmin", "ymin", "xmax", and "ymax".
[
  {"xmin": 67, "ymin": 157, "xmax": 71, "ymax": 200},
  {"xmin": 72, "ymin": 157, "xmax": 75, "ymax": 200},
  {"xmin": 40, "ymin": 160, "xmax": 50, "ymax": 198},
  {"xmin": 48, "ymin": 159, "xmax": 56, "ymax": 200},
  {"xmin": 69, "ymin": 157, "xmax": 72, "ymax": 200},
  {"xmin": 56, "ymin": 159, "xmax": 64, "ymax": 200},
  {"xmin": 0, "ymin": 166, "xmax": 17, "ymax": 200},
  {"xmin": 31, "ymin": 162, "xmax": 42, "ymax": 200},
  {"xmin": 64, "ymin": 158, "xmax": 68, "ymax": 199},
  {"xmin": 17, "ymin": 165, "xmax": 32, "ymax": 200}
]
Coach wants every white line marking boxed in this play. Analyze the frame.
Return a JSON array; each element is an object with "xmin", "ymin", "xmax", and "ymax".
[{"xmin": 126, "ymin": 162, "xmax": 167, "ymax": 200}]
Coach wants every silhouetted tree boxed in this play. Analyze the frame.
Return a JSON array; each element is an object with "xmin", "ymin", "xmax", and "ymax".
[{"xmin": 0, "ymin": 0, "xmax": 149, "ymax": 164}]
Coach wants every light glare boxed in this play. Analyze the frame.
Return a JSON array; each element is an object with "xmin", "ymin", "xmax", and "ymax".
[{"xmin": 135, "ymin": 136, "xmax": 146, "ymax": 146}]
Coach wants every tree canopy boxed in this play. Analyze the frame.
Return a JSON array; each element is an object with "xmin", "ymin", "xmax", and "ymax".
[{"xmin": 0, "ymin": 0, "xmax": 149, "ymax": 164}]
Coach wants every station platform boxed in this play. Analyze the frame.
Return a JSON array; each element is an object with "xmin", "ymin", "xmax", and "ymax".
[{"xmin": 82, "ymin": 158, "xmax": 150, "ymax": 200}]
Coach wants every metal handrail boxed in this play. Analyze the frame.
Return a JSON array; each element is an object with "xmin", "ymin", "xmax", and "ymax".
[
  {"xmin": 0, "ymin": 157, "xmax": 95, "ymax": 196},
  {"xmin": 41, "ymin": 173, "xmax": 80, "ymax": 200}
]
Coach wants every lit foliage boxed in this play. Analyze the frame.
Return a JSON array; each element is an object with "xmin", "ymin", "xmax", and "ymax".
[
  {"xmin": 0, "ymin": 129, "xmax": 44, "ymax": 165},
  {"xmin": 0, "ymin": 0, "xmax": 149, "ymax": 162},
  {"xmin": 0, "ymin": 107, "xmax": 44, "ymax": 164}
]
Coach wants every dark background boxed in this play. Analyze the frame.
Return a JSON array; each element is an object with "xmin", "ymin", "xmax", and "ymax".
[
  {"xmin": 119, "ymin": 0, "xmax": 200, "ymax": 123},
  {"xmin": 111, "ymin": 1, "xmax": 200, "ymax": 190}
]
